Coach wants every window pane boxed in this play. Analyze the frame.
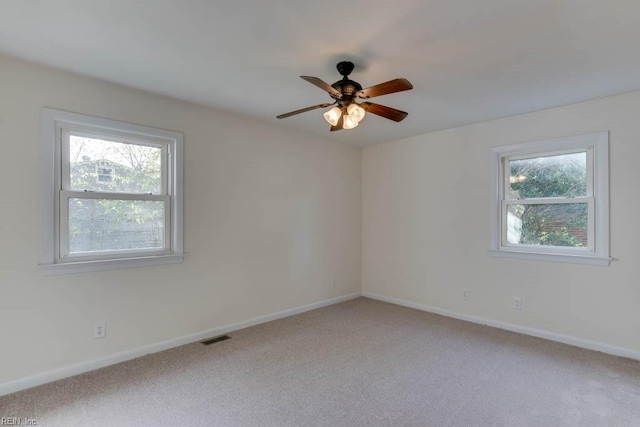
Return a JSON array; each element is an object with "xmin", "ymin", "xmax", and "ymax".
[
  {"xmin": 68, "ymin": 198, "xmax": 165, "ymax": 254},
  {"xmin": 506, "ymin": 203, "xmax": 587, "ymax": 247},
  {"xmin": 509, "ymin": 152, "xmax": 586, "ymax": 199},
  {"xmin": 69, "ymin": 135, "xmax": 162, "ymax": 194}
]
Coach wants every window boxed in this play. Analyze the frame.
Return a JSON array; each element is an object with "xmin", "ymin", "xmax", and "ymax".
[
  {"xmin": 490, "ymin": 132, "xmax": 610, "ymax": 266},
  {"xmin": 41, "ymin": 109, "xmax": 183, "ymax": 274}
]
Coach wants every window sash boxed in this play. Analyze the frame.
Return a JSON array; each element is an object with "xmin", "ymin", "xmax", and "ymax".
[
  {"xmin": 60, "ymin": 129, "xmax": 169, "ymax": 196},
  {"xmin": 500, "ymin": 198, "xmax": 594, "ymax": 252},
  {"xmin": 58, "ymin": 191, "xmax": 171, "ymax": 262},
  {"xmin": 502, "ymin": 147, "xmax": 593, "ymax": 201}
]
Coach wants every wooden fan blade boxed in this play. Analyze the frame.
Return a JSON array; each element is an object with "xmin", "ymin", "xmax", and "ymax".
[
  {"xmin": 276, "ymin": 103, "xmax": 333, "ymax": 119},
  {"xmin": 361, "ymin": 102, "xmax": 408, "ymax": 122},
  {"xmin": 300, "ymin": 76, "xmax": 342, "ymax": 99},
  {"xmin": 357, "ymin": 78, "xmax": 413, "ymax": 99},
  {"xmin": 330, "ymin": 114, "xmax": 344, "ymax": 132}
]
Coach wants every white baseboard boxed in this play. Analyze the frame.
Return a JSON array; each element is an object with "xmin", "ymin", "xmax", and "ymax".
[
  {"xmin": 0, "ymin": 293, "xmax": 361, "ymax": 397},
  {"xmin": 362, "ymin": 292, "xmax": 640, "ymax": 361}
]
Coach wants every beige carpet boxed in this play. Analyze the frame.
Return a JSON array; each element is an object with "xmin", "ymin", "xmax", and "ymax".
[{"xmin": 2, "ymin": 297, "xmax": 639, "ymax": 426}]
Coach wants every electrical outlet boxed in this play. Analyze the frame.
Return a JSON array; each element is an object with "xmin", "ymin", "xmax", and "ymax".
[
  {"xmin": 332, "ymin": 278, "xmax": 337, "ymax": 289},
  {"xmin": 94, "ymin": 321, "xmax": 106, "ymax": 339},
  {"xmin": 513, "ymin": 297, "xmax": 523, "ymax": 310},
  {"xmin": 462, "ymin": 290, "xmax": 470, "ymax": 300}
]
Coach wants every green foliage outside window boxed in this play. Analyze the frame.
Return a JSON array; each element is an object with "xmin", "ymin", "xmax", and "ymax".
[{"xmin": 509, "ymin": 152, "xmax": 587, "ymax": 247}]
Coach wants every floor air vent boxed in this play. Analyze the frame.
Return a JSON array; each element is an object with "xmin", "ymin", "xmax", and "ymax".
[{"xmin": 201, "ymin": 335, "xmax": 231, "ymax": 346}]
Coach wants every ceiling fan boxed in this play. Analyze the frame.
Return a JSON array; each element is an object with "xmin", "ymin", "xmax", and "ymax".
[{"xmin": 276, "ymin": 61, "xmax": 413, "ymax": 131}]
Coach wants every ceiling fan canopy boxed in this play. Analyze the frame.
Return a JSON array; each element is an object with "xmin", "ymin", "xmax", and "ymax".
[{"xmin": 277, "ymin": 61, "xmax": 413, "ymax": 131}]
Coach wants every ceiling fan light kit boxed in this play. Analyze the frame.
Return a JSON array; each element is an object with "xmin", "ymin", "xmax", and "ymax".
[
  {"xmin": 277, "ymin": 61, "xmax": 413, "ymax": 132},
  {"xmin": 323, "ymin": 104, "xmax": 365, "ymax": 128}
]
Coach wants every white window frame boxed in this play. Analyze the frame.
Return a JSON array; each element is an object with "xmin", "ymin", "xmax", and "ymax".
[
  {"xmin": 41, "ymin": 108, "xmax": 184, "ymax": 274},
  {"xmin": 490, "ymin": 131, "xmax": 611, "ymax": 266}
]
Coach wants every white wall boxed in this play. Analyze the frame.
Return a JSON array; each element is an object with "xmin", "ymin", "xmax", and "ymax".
[
  {"xmin": 363, "ymin": 91, "xmax": 640, "ymax": 354},
  {"xmin": 0, "ymin": 54, "xmax": 361, "ymax": 385},
  {"xmin": 4, "ymin": 49, "xmax": 640, "ymax": 391}
]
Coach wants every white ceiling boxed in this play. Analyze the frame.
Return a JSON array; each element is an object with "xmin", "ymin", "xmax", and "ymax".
[{"xmin": 2, "ymin": 1, "xmax": 640, "ymax": 146}]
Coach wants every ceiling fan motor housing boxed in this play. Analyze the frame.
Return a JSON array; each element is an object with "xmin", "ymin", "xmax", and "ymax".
[
  {"xmin": 331, "ymin": 79, "xmax": 362, "ymax": 103},
  {"xmin": 331, "ymin": 61, "xmax": 362, "ymax": 104}
]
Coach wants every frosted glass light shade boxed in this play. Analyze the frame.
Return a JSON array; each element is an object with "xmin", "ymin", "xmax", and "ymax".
[
  {"xmin": 347, "ymin": 103, "xmax": 365, "ymax": 123},
  {"xmin": 343, "ymin": 115, "xmax": 359, "ymax": 129},
  {"xmin": 323, "ymin": 107, "xmax": 342, "ymax": 126}
]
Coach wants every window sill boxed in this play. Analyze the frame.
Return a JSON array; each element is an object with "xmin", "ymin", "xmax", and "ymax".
[
  {"xmin": 39, "ymin": 254, "xmax": 184, "ymax": 275},
  {"xmin": 489, "ymin": 250, "xmax": 612, "ymax": 266}
]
